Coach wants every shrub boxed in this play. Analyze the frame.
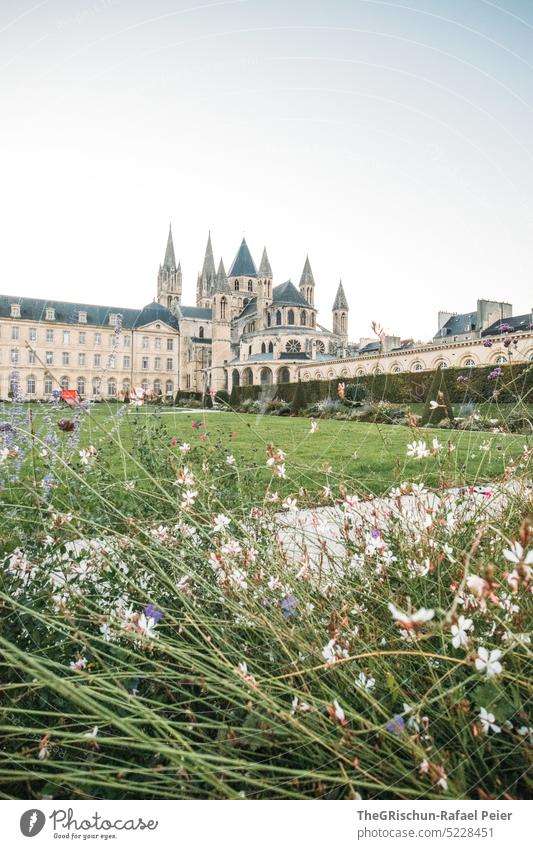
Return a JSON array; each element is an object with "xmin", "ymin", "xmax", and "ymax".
[
  {"xmin": 420, "ymin": 369, "xmax": 455, "ymax": 426},
  {"xmin": 291, "ymin": 380, "xmax": 307, "ymax": 416}
]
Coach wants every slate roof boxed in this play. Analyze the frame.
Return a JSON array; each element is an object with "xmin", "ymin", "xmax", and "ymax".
[
  {"xmin": 0, "ymin": 294, "xmax": 140, "ymax": 328},
  {"xmin": 434, "ymin": 312, "xmax": 477, "ymax": 338},
  {"xmin": 258, "ymin": 247, "xmax": 272, "ymax": 277},
  {"xmin": 299, "ymin": 256, "xmax": 315, "ymax": 287},
  {"xmin": 271, "ymin": 280, "xmax": 309, "ymax": 307},
  {"xmin": 332, "ymin": 280, "xmax": 349, "ymax": 311},
  {"xmin": 191, "ymin": 336, "xmax": 212, "ymax": 344},
  {"xmin": 237, "ymin": 297, "xmax": 257, "ymax": 319},
  {"xmin": 163, "ymin": 225, "xmax": 176, "ymax": 269},
  {"xmin": 279, "ymin": 351, "xmax": 311, "ymax": 360},
  {"xmin": 357, "ymin": 341, "xmax": 380, "ymax": 354},
  {"xmin": 133, "ymin": 302, "xmax": 180, "ymax": 331},
  {"xmin": 180, "ymin": 305, "xmax": 212, "ymax": 320},
  {"xmin": 228, "ymin": 238, "xmax": 257, "ymax": 278},
  {"xmin": 481, "ymin": 314, "xmax": 533, "ymax": 336}
]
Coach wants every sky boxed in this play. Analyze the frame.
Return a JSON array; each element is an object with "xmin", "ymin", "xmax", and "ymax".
[{"xmin": 0, "ymin": 0, "xmax": 532, "ymax": 341}]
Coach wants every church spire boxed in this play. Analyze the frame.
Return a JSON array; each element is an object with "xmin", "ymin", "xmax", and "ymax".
[
  {"xmin": 163, "ymin": 224, "xmax": 176, "ymax": 269},
  {"xmin": 332, "ymin": 279, "xmax": 349, "ymax": 340},
  {"xmin": 258, "ymin": 247, "xmax": 272, "ymax": 278},
  {"xmin": 197, "ymin": 231, "xmax": 217, "ymax": 305},
  {"xmin": 214, "ymin": 257, "xmax": 229, "ymax": 293},
  {"xmin": 201, "ymin": 231, "xmax": 217, "ymax": 279},
  {"xmin": 332, "ymin": 279, "xmax": 348, "ymax": 311},
  {"xmin": 299, "ymin": 255, "xmax": 315, "ymax": 306}
]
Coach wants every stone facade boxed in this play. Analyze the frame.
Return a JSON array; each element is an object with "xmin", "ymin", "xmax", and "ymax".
[{"xmin": 0, "ymin": 226, "xmax": 531, "ymax": 401}]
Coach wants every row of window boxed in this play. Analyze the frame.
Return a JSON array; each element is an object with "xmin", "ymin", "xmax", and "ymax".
[
  {"xmin": 8, "ymin": 349, "xmax": 174, "ymax": 370},
  {"xmin": 266, "ymin": 309, "xmax": 315, "ymax": 328},
  {"xmin": 16, "ymin": 376, "xmax": 175, "ymax": 397},
  {"xmin": 9, "ymin": 304, "xmax": 122, "ymax": 325},
  {"xmin": 4, "ymin": 325, "xmax": 176, "ymax": 350}
]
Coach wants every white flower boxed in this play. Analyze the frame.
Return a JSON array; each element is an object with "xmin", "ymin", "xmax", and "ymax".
[
  {"xmin": 429, "ymin": 400, "xmax": 439, "ymax": 410},
  {"xmin": 266, "ymin": 491, "xmax": 279, "ymax": 502},
  {"xmin": 478, "ymin": 707, "xmax": 501, "ymax": 735},
  {"xmin": 274, "ymin": 463, "xmax": 286, "ymax": 479},
  {"xmin": 355, "ymin": 672, "xmax": 375, "ymax": 691},
  {"xmin": 137, "ymin": 613, "xmax": 158, "ymax": 639},
  {"xmin": 176, "ymin": 466, "xmax": 194, "ymax": 486},
  {"xmin": 99, "ymin": 623, "xmax": 112, "ymax": 642},
  {"xmin": 291, "ymin": 696, "xmax": 311, "ymax": 714},
  {"xmin": 406, "ymin": 440, "xmax": 430, "ymax": 459},
  {"xmin": 388, "ymin": 603, "xmax": 434, "ymax": 628},
  {"xmin": 450, "ymin": 616, "xmax": 473, "ymax": 649},
  {"xmin": 70, "ymin": 657, "xmax": 88, "ymax": 671},
  {"xmin": 212, "ymin": 513, "xmax": 231, "ymax": 534},
  {"xmin": 309, "ymin": 420, "xmax": 319, "ymax": 433},
  {"xmin": 466, "ymin": 574, "xmax": 489, "ymax": 599},
  {"xmin": 475, "ymin": 647, "xmax": 503, "ymax": 678},
  {"xmin": 84, "ymin": 726, "xmax": 99, "ymax": 738},
  {"xmin": 181, "ymin": 489, "xmax": 197, "ymax": 507},
  {"xmin": 322, "ymin": 639, "xmax": 348, "ymax": 665},
  {"xmin": 321, "ymin": 485, "xmax": 332, "ymax": 499},
  {"xmin": 431, "ymin": 437, "xmax": 443, "ymax": 452},
  {"xmin": 226, "ymin": 455, "xmax": 236, "ymax": 465},
  {"xmin": 282, "ymin": 497, "xmax": 298, "ymax": 511},
  {"xmin": 331, "ymin": 699, "xmax": 345, "ymax": 723},
  {"xmin": 179, "ymin": 442, "xmax": 191, "ymax": 454},
  {"xmin": 503, "ymin": 541, "xmax": 533, "ymax": 565}
]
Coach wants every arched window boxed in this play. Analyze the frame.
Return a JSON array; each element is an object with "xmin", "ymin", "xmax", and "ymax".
[
  {"xmin": 248, "ymin": 280, "xmax": 253, "ymax": 292},
  {"xmin": 220, "ymin": 297, "xmax": 226, "ymax": 320},
  {"xmin": 464, "ymin": 358, "xmax": 475, "ymax": 368},
  {"xmin": 60, "ymin": 376, "xmax": 69, "ymax": 390},
  {"xmin": 234, "ymin": 280, "xmax": 240, "ymax": 291},
  {"xmin": 199, "ymin": 326, "xmax": 204, "ymax": 338},
  {"xmin": 267, "ymin": 312, "xmax": 271, "ymax": 327},
  {"xmin": 260, "ymin": 367, "xmax": 273, "ymax": 385},
  {"xmin": 92, "ymin": 377, "xmax": 101, "ymax": 397},
  {"xmin": 412, "ymin": 362, "xmax": 423, "ymax": 372},
  {"xmin": 391, "ymin": 365, "xmax": 402, "ymax": 374},
  {"xmin": 340, "ymin": 313, "xmax": 347, "ymax": 333},
  {"xmin": 165, "ymin": 380, "xmax": 173, "ymax": 396},
  {"xmin": 268, "ymin": 341, "xmax": 274, "ymax": 353},
  {"xmin": 300, "ymin": 310, "xmax": 306, "ymax": 326},
  {"xmin": 141, "ymin": 380, "xmax": 149, "ymax": 393},
  {"xmin": 276, "ymin": 310, "xmax": 282, "ymax": 326},
  {"xmin": 232, "ymin": 369, "xmax": 240, "ymax": 388},
  {"xmin": 495, "ymin": 355, "xmax": 507, "ymax": 364},
  {"xmin": 122, "ymin": 379, "xmax": 130, "ymax": 394},
  {"xmin": 242, "ymin": 367, "xmax": 254, "ymax": 386},
  {"xmin": 153, "ymin": 379, "xmax": 162, "ymax": 396},
  {"xmin": 285, "ymin": 339, "xmax": 301, "ymax": 353},
  {"xmin": 26, "ymin": 375, "xmax": 36, "ymax": 395},
  {"xmin": 278, "ymin": 367, "xmax": 291, "ymax": 384},
  {"xmin": 315, "ymin": 340, "xmax": 325, "ymax": 354},
  {"xmin": 287, "ymin": 309, "xmax": 295, "ymax": 325},
  {"xmin": 436, "ymin": 360, "xmax": 448, "ymax": 369},
  {"xmin": 107, "ymin": 378, "xmax": 117, "ymax": 397},
  {"xmin": 76, "ymin": 377, "xmax": 85, "ymax": 396},
  {"xmin": 261, "ymin": 342, "xmax": 266, "ymax": 353}
]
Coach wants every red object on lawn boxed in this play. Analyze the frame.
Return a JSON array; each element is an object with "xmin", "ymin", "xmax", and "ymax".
[{"xmin": 61, "ymin": 389, "xmax": 79, "ymax": 405}]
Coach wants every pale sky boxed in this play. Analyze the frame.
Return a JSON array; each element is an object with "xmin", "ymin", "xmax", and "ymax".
[{"xmin": 1, "ymin": 0, "xmax": 532, "ymax": 341}]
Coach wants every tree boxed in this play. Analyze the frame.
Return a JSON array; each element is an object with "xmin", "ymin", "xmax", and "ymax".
[
  {"xmin": 420, "ymin": 368, "xmax": 455, "ymax": 426},
  {"xmin": 291, "ymin": 379, "xmax": 307, "ymax": 416},
  {"xmin": 229, "ymin": 383, "xmax": 240, "ymax": 409}
]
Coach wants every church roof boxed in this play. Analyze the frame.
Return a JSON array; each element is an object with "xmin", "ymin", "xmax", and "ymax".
[
  {"xmin": 163, "ymin": 225, "xmax": 176, "ymax": 269},
  {"xmin": 299, "ymin": 256, "xmax": 315, "ymax": 287},
  {"xmin": 228, "ymin": 238, "xmax": 257, "ymax": 278},
  {"xmin": 237, "ymin": 297, "xmax": 257, "ymax": 319},
  {"xmin": 271, "ymin": 280, "xmax": 309, "ymax": 306},
  {"xmin": 134, "ymin": 302, "xmax": 180, "ymax": 331},
  {"xmin": 258, "ymin": 247, "xmax": 272, "ymax": 277},
  {"xmin": 0, "ymin": 294, "xmax": 141, "ymax": 328},
  {"xmin": 180, "ymin": 305, "xmax": 212, "ymax": 320},
  {"xmin": 332, "ymin": 280, "xmax": 348, "ymax": 311}
]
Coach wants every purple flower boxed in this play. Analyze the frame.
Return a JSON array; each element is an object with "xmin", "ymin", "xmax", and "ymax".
[
  {"xmin": 385, "ymin": 715, "xmax": 405, "ymax": 737},
  {"xmin": 144, "ymin": 604, "xmax": 164, "ymax": 623},
  {"xmin": 498, "ymin": 323, "xmax": 513, "ymax": 334},
  {"xmin": 457, "ymin": 375, "xmax": 469, "ymax": 384},
  {"xmin": 371, "ymin": 527, "xmax": 381, "ymax": 539},
  {"xmin": 483, "ymin": 339, "xmax": 493, "ymax": 348},
  {"xmin": 488, "ymin": 367, "xmax": 503, "ymax": 381},
  {"xmin": 503, "ymin": 337, "xmax": 512, "ymax": 348},
  {"xmin": 281, "ymin": 595, "xmax": 299, "ymax": 618}
]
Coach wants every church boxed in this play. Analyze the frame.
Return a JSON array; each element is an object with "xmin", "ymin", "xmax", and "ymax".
[{"xmin": 157, "ymin": 226, "xmax": 350, "ymax": 393}]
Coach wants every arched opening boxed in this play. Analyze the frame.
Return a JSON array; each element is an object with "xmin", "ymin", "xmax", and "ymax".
[
  {"xmin": 60, "ymin": 376, "xmax": 69, "ymax": 390},
  {"xmin": 276, "ymin": 310, "xmax": 282, "ymax": 326},
  {"xmin": 268, "ymin": 341, "xmax": 274, "ymax": 354},
  {"xmin": 267, "ymin": 312, "xmax": 271, "ymax": 327},
  {"xmin": 261, "ymin": 342, "xmax": 266, "ymax": 353},
  {"xmin": 260, "ymin": 367, "xmax": 273, "ymax": 385},
  {"xmin": 199, "ymin": 326, "xmax": 204, "ymax": 338},
  {"xmin": 107, "ymin": 378, "xmax": 117, "ymax": 397},
  {"xmin": 234, "ymin": 280, "xmax": 240, "ymax": 291},
  {"xmin": 248, "ymin": 280, "xmax": 253, "ymax": 292},
  {"xmin": 242, "ymin": 367, "xmax": 254, "ymax": 386},
  {"xmin": 300, "ymin": 310, "xmax": 306, "ymax": 326},
  {"xmin": 220, "ymin": 297, "xmax": 226, "ymax": 320},
  {"xmin": 76, "ymin": 377, "xmax": 85, "ymax": 396},
  {"xmin": 287, "ymin": 309, "xmax": 295, "ymax": 325},
  {"xmin": 340, "ymin": 313, "xmax": 347, "ymax": 333},
  {"xmin": 165, "ymin": 380, "xmax": 173, "ymax": 396},
  {"xmin": 278, "ymin": 367, "xmax": 291, "ymax": 384},
  {"xmin": 232, "ymin": 369, "xmax": 240, "ymax": 388}
]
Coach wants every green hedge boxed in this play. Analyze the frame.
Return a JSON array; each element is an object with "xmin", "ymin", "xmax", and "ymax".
[{"xmin": 230, "ymin": 363, "xmax": 532, "ymax": 407}]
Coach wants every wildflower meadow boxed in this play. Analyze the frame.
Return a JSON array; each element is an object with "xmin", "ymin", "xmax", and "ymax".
[{"xmin": 1, "ymin": 374, "xmax": 532, "ymax": 801}]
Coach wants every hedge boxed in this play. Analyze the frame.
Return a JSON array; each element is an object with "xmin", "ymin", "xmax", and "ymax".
[{"xmin": 229, "ymin": 363, "xmax": 532, "ymax": 407}]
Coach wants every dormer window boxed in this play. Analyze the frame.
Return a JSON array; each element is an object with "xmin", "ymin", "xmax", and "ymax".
[
  {"xmin": 109, "ymin": 313, "xmax": 118, "ymax": 326},
  {"xmin": 46, "ymin": 307, "xmax": 55, "ymax": 321},
  {"xmin": 78, "ymin": 310, "xmax": 87, "ymax": 323},
  {"xmin": 10, "ymin": 304, "xmax": 20, "ymax": 318}
]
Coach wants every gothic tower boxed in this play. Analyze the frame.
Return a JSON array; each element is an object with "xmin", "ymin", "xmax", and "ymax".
[
  {"xmin": 227, "ymin": 237, "xmax": 257, "ymax": 316},
  {"xmin": 196, "ymin": 232, "xmax": 217, "ymax": 308},
  {"xmin": 299, "ymin": 256, "xmax": 315, "ymax": 306},
  {"xmin": 157, "ymin": 224, "xmax": 182, "ymax": 309},
  {"xmin": 332, "ymin": 280, "xmax": 349, "ymax": 341},
  {"xmin": 211, "ymin": 259, "xmax": 232, "ymax": 391},
  {"xmin": 257, "ymin": 247, "xmax": 272, "ymax": 328}
]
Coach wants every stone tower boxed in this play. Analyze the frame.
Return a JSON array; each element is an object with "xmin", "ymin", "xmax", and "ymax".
[
  {"xmin": 257, "ymin": 247, "xmax": 272, "ymax": 327},
  {"xmin": 157, "ymin": 224, "xmax": 182, "ymax": 309},
  {"xmin": 299, "ymin": 256, "xmax": 315, "ymax": 306},
  {"xmin": 211, "ymin": 261, "xmax": 232, "ymax": 391},
  {"xmin": 332, "ymin": 280, "xmax": 349, "ymax": 341},
  {"xmin": 196, "ymin": 232, "xmax": 217, "ymax": 308},
  {"xmin": 227, "ymin": 238, "xmax": 257, "ymax": 316}
]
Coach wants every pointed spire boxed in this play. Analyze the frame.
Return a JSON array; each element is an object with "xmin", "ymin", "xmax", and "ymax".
[
  {"xmin": 163, "ymin": 224, "xmax": 176, "ymax": 269},
  {"xmin": 201, "ymin": 231, "xmax": 217, "ymax": 279},
  {"xmin": 214, "ymin": 257, "xmax": 229, "ymax": 293},
  {"xmin": 228, "ymin": 237, "xmax": 257, "ymax": 277},
  {"xmin": 299, "ymin": 255, "xmax": 315, "ymax": 287},
  {"xmin": 333, "ymin": 280, "xmax": 349, "ymax": 311},
  {"xmin": 258, "ymin": 247, "xmax": 272, "ymax": 277}
]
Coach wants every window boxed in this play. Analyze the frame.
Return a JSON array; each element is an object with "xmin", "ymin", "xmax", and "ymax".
[
  {"xmin": 261, "ymin": 342, "xmax": 266, "ymax": 353},
  {"xmin": 123, "ymin": 355, "xmax": 131, "ymax": 369},
  {"xmin": 10, "ymin": 348, "xmax": 19, "ymax": 364},
  {"xmin": 78, "ymin": 353, "xmax": 86, "ymax": 367},
  {"xmin": 267, "ymin": 312, "xmax": 271, "ymax": 327},
  {"xmin": 78, "ymin": 311, "xmax": 87, "ymax": 323},
  {"xmin": 436, "ymin": 361, "xmax": 448, "ymax": 369},
  {"xmin": 62, "ymin": 351, "xmax": 70, "ymax": 366},
  {"xmin": 154, "ymin": 357, "xmax": 161, "ymax": 370},
  {"xmin": 248, "ymin": 345, "xmax": 252, "ymax": 356},
  {"xmin": 108, "ymin": 313, "xmax": 118, "ymax": 326},
  {"xmin": 11, "ymin": 326, "xmax": 19, "ymax": 340},
  {"xmin": 166, "ymin": 357, "xmax": 173, "ymax": 371},
  {"xmin": 166, "ymin": 338, "xmax": 173, "ymax": 351},
  {"xmin": 28, "ymin": 351, "xmax": 36, "ymax": 364},
  {"xmin": 391, "ymin": 365, "xmax": 402, "ymax": 373},
  {"xmin": 155, "ymin": 337, "xmax": 162, "ymax": 349},
  {"xmin": 10, "ymin": 304, "xmax": 21, "ymax": 318},
  {"xmin": 495, "ymin": 355, "xmax": 507, "ymax": 365},
  {"xmin": 60, "ymin": 376, "xmax": 69, "ymax": 390},
  {"xmin": 268, "ymin": 341, "xmax": 274, "ymax": 354},
  {"xmin": 62, "ymin": 330, "xmax": 70, "ymax": 344},
  {"xmin": 124, "ymin": 336, "xmax": 131, "ymax": 348},
  {"xmin": 199, "ymin": 326, "xmax": 204, "ymax": 339},
  {"xmin": 287, "ymin": 309, "xmax": 295, "ymax": 325},
  {"xmin": 26, "ymin": 376, "xmax": 36, "ymax": 395},
  {"xmin": 108, "ymin": 354, "xmax": 116, "ymax": 368},
  {"xmin": 94, "ymin": 353, "xmax": 101, "ymax": 367},
  {"xmin": 107, "ymin": 378, "xmax": 117, "ymax": 397},
  {"xmin": 234, "ymin": 281, "xmax": 240, "ymax": 291},
  {"xmin": 92, "ymin": 377, "xmax": 101, "ymax": 397},
  {"xmin": 122, "ymin": 379, "xmax": 130, "ymax": 395},
  {"xmin": 142, "ymin": 336, "xmax": 149, "ymax": 349},
  {"xmin": 276, "ymin": 310, "xmax": 282, "ymax": 326},
  {"xmin": 412, "ymin": 363, "xmax": 423, "ymax": 372},
  {"xmin": 46, "ymin": 329, "xmax": 54, "ymax": 343},
  {"xmin": 285, "ymin": 339, "xmax": 301, "ymax": 353},
  {"xmin": 29, "ymin": 327, "xmax": 37, "ymax": 342},
  {"xmin": 300, "ymin": 311, "xmax": 306, "ymax": 326},
  {"xmin": 154, "ymin": 379, "xmax": 162, "ymax": 396},
  {"xmin": 79, "ymin": 332, "xmax": 86, "ymax": 345},
  {"xmin": 142, "ymin": 380, "xmax": 149, "ymax": 392},
  {"xmin": 46, "ymin": 351, "xmax": 53, "ymax": 365},
  {"xmin": 248, "ymin": 280, "xmax": 253, "ymax": 292},
  {"xmin": 46, "ymin": 308, "xmax": 55, "ymax": 320},
  {"xmin": 142, "ymin": 357, "xmax": 149, "ymax": 370},
  {"xmin": 77, "ymin": 377, "xmax": 85, "ymax": 396},
  {"xmin": 165, "ymin": 380, "xmax": 173, "ymax": 396},
  {"xmin": 220, "ymin": 298, "xmax": 227, "ymax": 320},
  {"xmin": 95, "ymin": 332, "xmax": 101, "ymax": 345},
  {"xmin": 315, "ymin": 340, "xmax": 325, "ymax": 354},
  {"xmin": 44, "ymin": 378, "xmax": 53, "ymax": 395},
  {"xmin": 464, "ymin": 358, "xmax": 475, "ymax": 368}
]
